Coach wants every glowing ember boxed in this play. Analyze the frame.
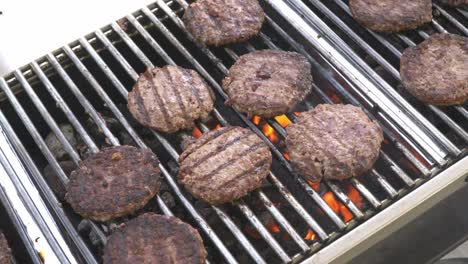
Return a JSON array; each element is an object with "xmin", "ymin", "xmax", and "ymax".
[
  {"xmin": 262, "ymin": 123, "xmax": 280, "ymax": 143},
  {"xmin": 244, "ymin": 225, "xmax": 261, "ymax": 239},
  {"xmin": 322, "ymin": 192, "xmax": 340, "ymax": 213},
  {"xmin": 283, "ymin": 153, "xmax": 290, "ymax": 160},
  {"xmin": 214, "ymin": 124, "xmax": 222, "ymax": 130},
  {"xmin": 340, "ymin": 204, "xmax": 353, "ymax": 223},
  {"xmin": 192, "ymin": 127, "xmax": 203, "ymax": 138},
  {"xmin": 304, "ymin": 229, "xmax": 316, "ymax": 241},
  {"xmin": 252, "ymin": 115, "xmax": 261, "ymax": 125},
  {"xmin": 347, "ymin": 185, "xmax": 362, "ymax": 209},
  {"xmin": 274, "ymin": 115, "xmax": 292, "ymax": 128},
  {"xmin": 293, "ymin": 112, "xmax": 301, "ymax": 116},
  {"xmin": 306, "ymin": 180, "xmax": 321, "ymax": 191},
  {"xmin": 267, "ymin": 223, "xmax": 281, "ymax": 233}
]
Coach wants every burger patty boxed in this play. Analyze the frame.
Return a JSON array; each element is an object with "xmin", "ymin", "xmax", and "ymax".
[
  {"xmin": 103, "ymin": 213, "xmax": 206, "ymax": 264},
  {"xmin": 349, "ymin": 0, "xmax": 433, "ymax": 32},
  {"xmin": 0, "ymin": 232, "xmax": 12, "ymax": 264},
  {"xmin": 286, "ymin": 104, "xmax": 383, "ymax": 182},
  {"xmin": 183, "ymin": 0, "xmax": 264, "ymax": 46},
  {"xmin": 128, "ymin": 66, "xmax": 214, "ymax": 133},
  {"xmin": 223, "ymin": 50, "xmax": 312, "ymax": 118},
  {"xmin": 438, "ymin": 0, "xmax": 468, "ymax": 6},
  {"xmin": 178, "ymin": 126, "xmax": 272, "ymax": 205},
  {"xmin": 66, "ymin": 146, "xmax": 161, "ymax": 222},
  {"xmin": 400, "ymin": 33, "xmax": 468, "ymax": 106}
]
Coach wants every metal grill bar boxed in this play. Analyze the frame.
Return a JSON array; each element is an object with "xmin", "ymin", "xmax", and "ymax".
[
  {"xmin": 277, "ymin": 0, "xmax": 461, "ymax": 163},
  {"xmin": 322, "ymin": 0, "xmax": 468, "ymax": 145}
]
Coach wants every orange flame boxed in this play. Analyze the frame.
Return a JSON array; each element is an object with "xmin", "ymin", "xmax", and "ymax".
[
  {"xmin": 304, "ymin": 229, "xmax": 316, "ymax": 241},
  {"xmin": 262, "ymin": 123, "xmax": 280, "ymax": 143},
  {"xmin": 192, "ymin": 127, "xmax": 203, "ymax": 138},
  {"xmin": 252, "ymin": 115, "xmax": 261, "ymax": 125},
  {"xmin": 322, "ymin": 191, "xmax": 356, "ymax": 223},
  {"xmin": 294, "ymin": 112, "xmax": 301, "ymax": 116},
  {"xmin": 307, "ymin": 180, "xmax": 321, "ymax": 191},
  {"xmin": 214, "ymin": 124, "xmax": 222, "ymax": 130},
  {"xmin": 275, "ymin": 115, "xmax": 292, "ymax": 128},
  {"xmin": 347, "ymin": 185, "xmax": 362, "ymax": 210},
  {"xmin": 283, "ymin": 153, "xmax": 290, "ymax": 160}
]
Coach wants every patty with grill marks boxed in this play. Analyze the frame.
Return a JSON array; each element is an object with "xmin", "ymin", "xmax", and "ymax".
[
  {"xmin": 286, "ymin": 104, "xmax": 383, "ymax": 182},
  {"xmin": 65, "ymin": 146, "xmax": 161, "ymax": 222},
  {"xmin": 183, "ymin": 0, "xmax": 265, "ymax": 46},
  {"xmin": 103, "ymin": 213, "xmax": 206, "ymax": 264},
  {"xmin": 349, "ymin": 0, "xmax": 433, "ymax": 32},
  {"xmin": 223, "ymin": 50, "xmax": 313, "ymax": 118},
  {"xmin": 178, "ymin": 126, "xmax": 272, "ymax": 205},
  {"xmin": 0, "ymin": 232, "xmax": 12, "ymax": 264},
  {"xmin": 128, "ymin": 66, "xmax": 214, "ymax": 133},
  {"xmin": 400, "ymin": 33, "xmax": 468, "ymax": 106},
  {"xmin": 438, "ymin": 0, "xmax": 468, "ymax": 6}
]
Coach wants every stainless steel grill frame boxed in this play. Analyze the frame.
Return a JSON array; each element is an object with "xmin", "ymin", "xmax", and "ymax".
[{"xmin": 0, "ymin": 0, "xmax": 466, "ymax": 263}]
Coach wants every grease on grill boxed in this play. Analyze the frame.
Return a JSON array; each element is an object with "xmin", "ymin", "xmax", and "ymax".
[
  {"xmin": 65, "ymin": 146, "xmax": 162, "ymax": 222},
  {"xmin": 103, "ymin": 213, "xmax": 207, "ymax": 264},
  {"xmin": 178, "ymin": 126, "xmax": 272, "ymax": 205}
]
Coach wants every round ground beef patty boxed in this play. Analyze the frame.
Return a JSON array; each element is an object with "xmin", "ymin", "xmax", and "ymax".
[
  {"xmin": 66, "ymin": 146, "xmax": 161, "ymax": 222},
  {"xmin": 286, "ymin": 104, "xmax": 383, "ymax": 182},
  {"xmin": 223, "ymin": 50, "xmax": 312, "ymax": 118},
  {"xmin": 400, "ymin": 33, "xmax": 468, "ymax": 106},
  {"xmin": 349, "ymin": 0, "xmax": 433, "ymax": 32},
  {"xmin": 183, "ymin": 0, "xmax": 264, "ymax": 46},
  {"xmin": 438, "ymin": 0, "xmax": 468, "ymax": 6},
  {"xmin": 103, "ymin": 213, "xmax": 206, "ymax": 264},
  {"xmin": 128, "ymin": 66, "xmax": 214, "ymax": 133},
  {"xmin": 0, "ymin": 232, "xmax": 12, "ymax": 264},
  {"xmin": 178, "ymin": 126, "xmax": 272, "ymax": 204}
]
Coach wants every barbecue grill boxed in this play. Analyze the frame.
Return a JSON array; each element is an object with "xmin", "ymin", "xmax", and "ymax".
[{"xmin": 0, "ymin": 0, "xmax": 466, "ymax": 263}]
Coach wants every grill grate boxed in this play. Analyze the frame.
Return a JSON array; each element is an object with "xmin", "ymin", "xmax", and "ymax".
[
  {"xmin": 0, "ymin": 0, "xmax": 465, "ymax": 263},
  {"xmin": 292, "ymin": 0, "xmax": 468, "ymax": 163}
]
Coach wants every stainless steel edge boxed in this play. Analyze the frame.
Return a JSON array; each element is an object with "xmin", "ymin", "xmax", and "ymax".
[
  {"xmin": 302, "ymin": 156, "xmax": 468, "ymax": 264},
  {"xmin": 0, "ymin": 122, "xmax": 78, "ymax": 264},
  {"xmin": 264, "ymin": 0, "xmax": 450, "ymax": 165}
]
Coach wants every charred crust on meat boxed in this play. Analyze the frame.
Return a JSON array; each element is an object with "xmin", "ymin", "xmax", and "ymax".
[
  {"xmin": 286, "ymin": 104, "xmax": 384, "ymax": 182},
  {"xmin": 400, "ymin": 33, "xmax": 468, "ymax": 106},
  {"xmin": 103, "ymin": 213, "xmax": 207, "ymax": 264},
  {"xmin": 65, "ymin": 146, "xmax": 162, "ymax": 222},
  {"xmin": 183, "ymin": 0, "xmax": 265, "ymax": 46},
  {"xmin": 128, "ymin": 65, "xmax": 215, "ymax": 133},
  {"xmin": 222, "ymin": 50, "xmax": 313, "ymax": 118},
  {"xmin": 178, "ymin": 126, "xmax": 272, "ymax": 205},
  {"xmin": 349, "ymin": 0, "xmax": 433, "ymax": 33}
]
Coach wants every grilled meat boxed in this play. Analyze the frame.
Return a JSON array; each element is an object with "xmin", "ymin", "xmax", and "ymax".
[
  {"xmin": 349, "ymin": 0, "xmax": 433, "ymax": 32},
  {"xmin": 400, "ymin": 33, "xmax": 468, "ymax": 106},
  {"xmin": 128, "ymin": 66, "xmax": 214, "ymax": 133},
  {"xmin": 66, "ymin": 146, "xmax": 161, "ymax": 222},
  {"xmin": 223, "ymin": 50, "xmax": 312, "ymax": 118},
  {"xmin": 183, "ymin": 0, "xmax": 265, "ymax": 46},
  {"xmin": 178, "ymin": 126, "xmax": 272, "ymax": 205},
  {"xmin": 0, "ymin": 232, "xmax": 12, "ymax": 264},
  {"xmin": 103, "ymin": 213, "xmax": 206, "ymax": 264},
  {"xmin": 286, "ymin": 104, "xmax": 383, "ymax": 182},
  {"xmin": 438, "ymin": 0, "xmax": 468, "ymax": 6}
]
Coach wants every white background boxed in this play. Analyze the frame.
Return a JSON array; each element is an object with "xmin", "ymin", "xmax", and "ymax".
[{"xmin": 0, "ymin": 0, "xmax": 155, "ymax": 76}]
